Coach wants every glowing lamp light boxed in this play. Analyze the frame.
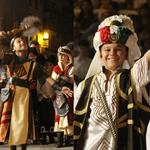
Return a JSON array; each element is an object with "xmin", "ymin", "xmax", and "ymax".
[
  {"xmin": 43, "ymin": 32, "xmax": 49, "ymax": 40},
  {"xmin": 38, "ymin": 33, "xmax": 43, "ymax": 46},
  {"xmin": 32, "ymin": 30, "xmax": 51, "ymax": 52}
]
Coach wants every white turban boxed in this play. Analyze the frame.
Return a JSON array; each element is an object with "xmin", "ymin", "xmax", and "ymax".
[
  {"xmin": 57, "ymin": 46, "xmax": 72, "ymax": 65},
  {"xmin": 85, "ymin": 15, "xmax": 141, "ymax": 79}
]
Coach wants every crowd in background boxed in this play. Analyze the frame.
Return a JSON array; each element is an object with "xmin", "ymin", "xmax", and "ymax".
[{"xmin": 0, "ymin": 34, "xmax": 74, "ymax": 150}]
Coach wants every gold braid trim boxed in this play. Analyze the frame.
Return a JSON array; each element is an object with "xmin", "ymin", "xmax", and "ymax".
[
  {"xmin": 134, "ymin": 120, "xmax": 145, "ymax": 135},
  {"xmin": 139, "ymin": 120, "xmax": 145, "ymax": 135},
  {"xmin": 135, "ymin": 101, "xmax": 150, "ymax": 112},
  {"xmin": 74, "ymin": 135, "xmax": 80, "ymax": 140},
  {"xmin": 81, "ymin": 80, "xmax": 85, "ymax": 91},
  {"xmin": 74, "ymin": 121, "xmax": 83, "ymax": 129},
  {"xmin": 117, "ymin": 122, "xmax": 127, "ymax": 129},
  {"xmin": 116, "ymin": 70, "xmax": 135, "ymax": 99},
  {"xmin": 74, "ymin": 75, "xmax": 98, "ymax": 115},
  {"xmin": 127, "ymin": 103, "xmax": 134, "ymax": 109},
  {"xmin": 127, "ymin": 69, "xmax": 135, "ymax": 95},
  {"xmin": 73, "ymin": 121, "xmax": 83, "ymax": 140},
  {"xmin": 117, "ymin": 114, "xmax": 128, "ymax": 124},
  {"xmin": 128, "ymin": 86, "xmax": 133, "ymax": 95},
  {"xmin": 117, "ymin": 114, "xmax": 128, "ymax": 128},
  {"xmin": 130, "ymin": 68, "xmax": 136, "ymax": 90},
  {"xmin": 134, "ymin": 127, "xmax": 142, "ymax": 134},
  {"xmin": 127, "ymin": 119, "xmax": 134, "ymax": 125},
  {"xmin": 127, "ymin": 120, "xmax": 145, "ymax": 135},
  {"xmin": 116, "ymin": 73, "xmax": 128, "ymax": 100}
]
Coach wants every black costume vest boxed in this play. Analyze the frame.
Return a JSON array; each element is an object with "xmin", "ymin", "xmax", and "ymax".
[{"xmin": 74, "ymin": 70, "xmax": 150, "ymax": 150}]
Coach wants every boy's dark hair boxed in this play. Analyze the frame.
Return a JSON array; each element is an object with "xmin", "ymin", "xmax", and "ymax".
[
  {"xmin": 29, "ymin": 47, "xmax": 38, "ymax": 56},
  {"xmin": 29, "ymin": 40, "xmax": 40, "ymax": 46},
  {"xmin": 46, "ymin": 54, "xmax": 57, "ymax": 65}
]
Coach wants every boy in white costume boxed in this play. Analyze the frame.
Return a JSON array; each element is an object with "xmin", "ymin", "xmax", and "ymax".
[{"xmin": 74, "ymin": 15, "xmax": 150, "ymax": 150}]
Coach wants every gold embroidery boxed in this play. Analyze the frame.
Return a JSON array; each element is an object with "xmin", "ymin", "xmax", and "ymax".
[
  {"xmin": 74, "ymin": 121, "xmax": 83, "ymax": 129},
  {"xmin": 140, "ymin": 120, "xmax": 145, "ymax": 134},
  {"xmin": 117, "ymin": 122, "xmax": 127, "ymax": 129},
  {"xmin": 127, "ymin": 119, "xmax": 134, "ymax": 125},
  {"xmin": 135, "ymin": 101, "xmax": 150, "ymax": 112},
  {"xmin": 117, "ymin": 114, "xmax": 128, "ymax": 124},
  {"xmin": 117, "ymin": 114, "xmax": 128, "ymax": 128},
  {"xmin": 134, "ymin": 127, "xmax": 142, "ymax": 134},
  {"xmin": 116, "ymin": 73, "xmax": 128, "ymax": 100},
  {"xmin": 130, "ymin": 69, "xmax": 136, "ymax": 90},
  {"xmin": 81, "ymin": 80, "xmax": 85, "ymax": 91},
  {"xmin": 128, "ymin": 86, "xmax": 133, "ymax": 95},
  {"xmin": 14, "ymin": 64, "xmax": 27, "ymax": 77},
  {"xmin": 73, "ymin": 135, "xmax": 80, "ymax": 140},
  {"xmin": 75, "ymin": 75, "xmax": 98, "ymax": 115},
  {"xmin": 127, "ymin": 103, "xmax": 134, "ymax": 109}
]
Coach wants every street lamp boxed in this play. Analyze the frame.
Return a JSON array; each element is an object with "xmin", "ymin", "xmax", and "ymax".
[
  {"xmin": 31, "ymin": 30, "xmax": 52, "ymax": 53},
  {"xmin": 43, "ymin": 31, "xmax": 49, "ymax": 48}
]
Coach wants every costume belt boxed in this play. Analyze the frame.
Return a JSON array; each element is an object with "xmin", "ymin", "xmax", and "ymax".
[{"xmin": 8, "ymin": 77, "xmax": 30, "ymax": 88}]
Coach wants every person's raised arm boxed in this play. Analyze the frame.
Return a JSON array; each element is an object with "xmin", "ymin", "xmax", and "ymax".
[{"xmin": 145, "ymin": 50, "xmax": 150, "ymax": 69}]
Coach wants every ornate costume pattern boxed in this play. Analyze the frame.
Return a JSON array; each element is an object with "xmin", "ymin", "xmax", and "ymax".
[{"xmin": 0, "ymin": 57, "xmax": 36, "ymax": 145}]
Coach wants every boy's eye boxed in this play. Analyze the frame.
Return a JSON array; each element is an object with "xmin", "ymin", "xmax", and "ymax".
[
  {"xmin": 104, "ymin": 49, "xmax": 110, "ymax": 51},
  {"xmin": 116, "ymin": 48, "xmax": 122, "ymax": 51}
]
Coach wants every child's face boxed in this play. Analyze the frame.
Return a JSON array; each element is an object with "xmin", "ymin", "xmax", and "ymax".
[
  {"xmin": 28, "ymin": 52, "xmax": 37, "ymax": 61},
  {"xmin": 100, "ymin": 43, "xmax": 127, "ymax": 71},
  {"xmin": 58, "ymin": 53, "xmax": 69, "ymax": 64},
  {"xmin": 13, "ymin": 37, "xmax": 28, "ymax": 52}
]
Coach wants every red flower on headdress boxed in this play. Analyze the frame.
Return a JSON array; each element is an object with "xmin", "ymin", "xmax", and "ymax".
[{"xmin": 99, "ymin": 26, "xmax": 110, "ymax": 44}]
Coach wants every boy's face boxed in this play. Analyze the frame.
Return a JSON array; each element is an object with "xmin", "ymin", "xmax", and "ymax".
[
  {"xmin": 28, "ymin": 52, "xmax": 37, "ymax": 61},
  {"xmin": 13, "ymin": 37, "xmax": 28, "ymax": 52},
  {"xmin": 100, "ymin": 43, "xmax": 127, "ymax": 71},
  {"xmin": 58, "ymin": 53, "xmax": 69, "ymax": 64}
]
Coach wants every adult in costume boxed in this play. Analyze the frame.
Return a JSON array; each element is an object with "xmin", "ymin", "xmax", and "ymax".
[
  {"xmin": 51, "ymin": 45, "xmax": 74, "ymax": 147},
  {"xmin": 74, "ymin": 15, "xmax": 150, "ymax": 150},
  {"xmin": 0, "ymin": 35, "xmax": 39, "ymax": 150}
]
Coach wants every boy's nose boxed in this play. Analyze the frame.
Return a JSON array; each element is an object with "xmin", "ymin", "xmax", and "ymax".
[{"xmin": 110, "ymin": 49, "xmax": 115, "ymax": 55}]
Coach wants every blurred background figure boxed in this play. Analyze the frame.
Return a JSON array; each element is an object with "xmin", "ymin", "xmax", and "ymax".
[
  {"xmin": 28, "ymin": 47, "xmax": 45, "ymax": 65},
  {"xmin": 74, "ymin": 0, "xmax": 96, "ymax": 33},
  {"xmin": 138, "ymin": 4, "xmax": 150, "ymax": 56},
  {"xmin": 74, "ymin": 39, "xmax": 92, "ymax": 85},
  {"xmin": 28, "ymin": 47, "xmax": 39, "ymax": 62},
  {"xmin": 29, "ymin": 40, "xmax": 40, "ymax": 54},
  {"xmin": 37, "ymin": 54, "xmax": 57, "ymax": 145},
  {"xmin": 51, "ymin": 45, "xmax": 74, "ymax": 148}
]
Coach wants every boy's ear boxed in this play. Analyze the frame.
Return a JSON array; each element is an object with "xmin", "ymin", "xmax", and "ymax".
[{"xmin": 100, "ymin": 53, "xmax": 102, "ymax": 58}]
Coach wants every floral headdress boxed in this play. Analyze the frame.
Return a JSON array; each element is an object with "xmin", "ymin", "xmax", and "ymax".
[
  {"xmin": 93, "ymin": 15, "xmax": 136, "ymax": 50},
  {"xmin": 98, "ymin": 22, "xmax": 132, "ymax": 45},
  {"xmin": 85, "ymin": 15, "xmax": 141, "ymax": 79}
]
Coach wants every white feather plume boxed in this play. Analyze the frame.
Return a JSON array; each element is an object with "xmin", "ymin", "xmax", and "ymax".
[{"xmin": 20, "ymin": 16, "xmax": 42, "ymax": 37}]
